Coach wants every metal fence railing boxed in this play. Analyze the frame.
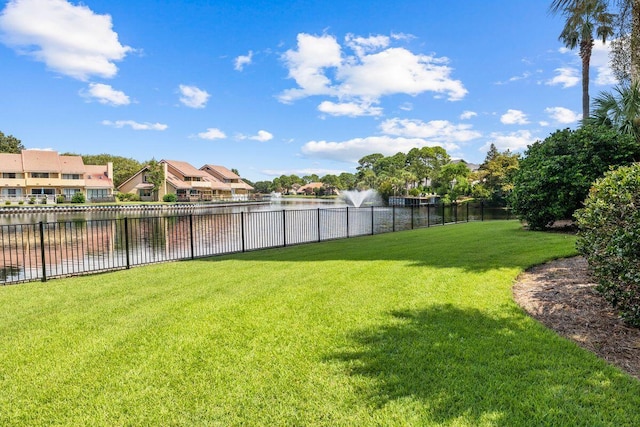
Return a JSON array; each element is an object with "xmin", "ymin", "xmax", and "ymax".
[{"xmin": 0, "ymin": 202, "xmax": 512, "ymax": 285}]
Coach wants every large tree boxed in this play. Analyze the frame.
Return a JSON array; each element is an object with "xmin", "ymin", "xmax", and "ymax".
[
  {"xmin": 552, "ymin": 0, "xmax": 615, "ymax": 120},
  {"xmin": 145, "ymin": 159, "xmax": 165, "ymax": 201},
  {"xmin": 0, "ymin": 131, "xmax": 24, "ymax": 153},
  {"xmin": 552, "ymin": 0, "xmax": 640, "ymax": 84},
  {"xmin": 511, "ymin": 125, "xmax": 640, "ymax": 229},
  {"xmin": 474, "ymin": 144, "xmax": 520, "ymax": 205}
]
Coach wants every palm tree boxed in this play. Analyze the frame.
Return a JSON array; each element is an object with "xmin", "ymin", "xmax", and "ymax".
[
  {"xmin": 589, "ymin": 82, "xmax": 640, "ymax": 140},
  {"xmin": 551, "ymin": 0, "xmax": 639, "ymax": 84},
  {"xmin": 552, "ymin": 0, "xmax": 615, "ymax": 120}
]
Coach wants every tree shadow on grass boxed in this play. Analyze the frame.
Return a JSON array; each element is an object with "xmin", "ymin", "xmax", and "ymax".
[{"xmin": 327, "ymin": 304, "xmax": 640, "ymax": 426}]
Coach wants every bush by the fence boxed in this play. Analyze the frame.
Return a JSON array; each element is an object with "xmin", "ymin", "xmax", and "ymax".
[
  {"xmin": 71, "ymin": 192, "xmax": 86, "ymax": 204},
  {"xmin": 575, "ymin": 164, "xmax": 640, "ymax": 327},
  {"xmin": 163, "ymin": 193, "xmax": 177, "ymax": 202}
]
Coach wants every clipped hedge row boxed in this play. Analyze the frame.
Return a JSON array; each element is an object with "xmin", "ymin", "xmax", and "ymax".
[{"xmin": 576, "ymin": 164, "xmax": 640, "ymax": 326}]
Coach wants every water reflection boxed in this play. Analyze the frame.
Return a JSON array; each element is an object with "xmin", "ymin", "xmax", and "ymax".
[{"xmin": 0, "ymin": 201, "xmax": 511, "ymax": 284}]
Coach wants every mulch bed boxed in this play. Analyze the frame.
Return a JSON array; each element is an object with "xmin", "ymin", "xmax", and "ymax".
[{"xmin": 513, "ymin": 256, "xmax": 640, "ymax": 379}]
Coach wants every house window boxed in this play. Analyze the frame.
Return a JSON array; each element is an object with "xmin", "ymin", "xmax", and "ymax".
[
  {"xmin": 31, "ymin": 188, "xmax": 55, "ymax": 195},
  {"xmin": 2, "ymin": 173, "xmax": 16, "ymax": 179},
  {"xmin": 2, "ymin": 188, "xmax": 21, "ymax": 197},
  {"xmin": 139, "ymin": 190, "xmax": 152, "ymax": 197},
  {"xmin": 62, "ymin": 174, "xmax": 82, "ymax": 180},
  {"xmin": 31, "ymin": 172, "xmax": 50, "ymax": 179},
  {"xmin": 88, "ymin": 189, "xmax": 109, "ymax": 198},
  {"xmin": 63, "ymin": 188, "xmax": 81, "ymax": 197}
]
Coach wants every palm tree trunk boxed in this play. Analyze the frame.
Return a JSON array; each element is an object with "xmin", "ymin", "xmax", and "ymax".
[
  {"xmin": 632, "ymin": 0, "xmax": 640, "ymax": 84},
  {"xmin": 581, "ymin": 38, "xmax": 593, "ymax": 121}
]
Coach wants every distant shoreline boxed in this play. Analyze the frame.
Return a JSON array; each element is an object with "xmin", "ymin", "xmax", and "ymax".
[{"xmin": 0, "ymin": 201, "xmax": 270, "ymax": 214}]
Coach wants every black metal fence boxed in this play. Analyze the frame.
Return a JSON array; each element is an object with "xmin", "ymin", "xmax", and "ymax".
[{"xmin": 0, "ymin": 202, "xmax": 511, "ymax": 285}]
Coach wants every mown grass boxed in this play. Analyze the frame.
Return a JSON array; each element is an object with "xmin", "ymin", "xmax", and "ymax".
[{"xmin": 0, "ymin": 221, "xmax": 638, "ymax": 426}]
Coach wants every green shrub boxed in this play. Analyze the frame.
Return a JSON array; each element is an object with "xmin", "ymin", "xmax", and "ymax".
[
  {"xmin": 117, "ymin": 192, "xmax": 141, "ymax": 202},
  {"xmin": 56, "ymin": 195, "xmax": 66, "ymax": 204},
  {"xmin": 4, "ymin": 200, "xmax": 10, "ymax": 205},
  {"xmin": 40, "ymin": 197, "xmax": 47, "ymax": 204},
  {"xmin": 28, "ymin": 197, "xmax": 36, "ymax": 205},
  {"xmin": 71, "ymin": 192, "xmax": 86, "ymax": 204},
  {"xmin": 511, "ymin": 125, "xmax": 640, "ymax": 230},
  {"xmin": 18, "ymin": 200, "xmax": 24, "ymax": 205},
  {"xmin": 575, "ymin": 164, "xmax": 640, "ymax": 327},
  {"xmin": 163, "ymin": 193, "xmax": 178, "ymax": 202}
]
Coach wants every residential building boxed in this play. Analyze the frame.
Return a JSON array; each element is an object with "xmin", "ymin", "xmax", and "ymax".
[
  {"xmin": 200, "ymin": 164, "xmax": 253, "ymax": 201},
  {"xmin": 0, "ymin": 150, "xmax": 114, "ymax": 202},
  {"xmin": 118, "ymin": 160, "xmax": 251, "ymax": 202}
]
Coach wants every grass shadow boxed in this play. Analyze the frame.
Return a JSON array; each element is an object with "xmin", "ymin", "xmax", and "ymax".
[{"xmin": 327, "ymin": 304, "xmax": 640, "ymax": 425}]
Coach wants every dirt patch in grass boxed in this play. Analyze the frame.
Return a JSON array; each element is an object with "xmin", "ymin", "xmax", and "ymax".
[{"xmin": 513, "ymin": 256, "xmax": 640, "ymax": 380}]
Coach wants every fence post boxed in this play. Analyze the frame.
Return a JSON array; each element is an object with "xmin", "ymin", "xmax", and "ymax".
[
  {"xmin": 189, "ymin": 214, "xmax": 195, "ymax": 260},
  {"xmin": 454, "ymin": 203, "xmax": 458, "ymax": 223},
  {"xmin": 346, "ymin": 207, "xmax": 350, "ymax": 238},
  {"xmin": 371, "ymin": 206, "xmax": 374, "ymax": 235},
  {"xmin": 282, "ymin": 210, "xmax": 287, "ymax": 247},
  {"xmin": 466, "ymin": 202, "xmax": 469, "ymax": 222},
  {"xmin": 317, "ymin": 208, "xmax": 321, "ymax": 242},
  {"xmin": 39, "ymin": 221, "xmax": 46, "ymax": 282},
  {"xmin": 427, "ymin": 204, "xmax": 430, "ymax": 227},
  {"xmin": 411, "ymin": 205, "xmax": 414, "ymax": 229},
  {"xmin": 124, "ymin": 217, "xmax": 130, "ymax": 269},
  {"xmin": 442, "ymin": 203, "xmax": 445, "ymax": 225},
  {"xmin": 392, "ymin": 205, "xmax": 396, "ymax": 232},
  {"xmin": 241, "ymin": 212, "xmax": 246, "ymax": 252},
  {"xmin": 481, "ymin": 201, "xmax": 485, "ymax": 222}
]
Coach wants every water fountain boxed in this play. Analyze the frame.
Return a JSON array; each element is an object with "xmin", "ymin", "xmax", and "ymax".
[{"xmin": 339, "ymin": 189, "xmax": 381, "ymax": 207}]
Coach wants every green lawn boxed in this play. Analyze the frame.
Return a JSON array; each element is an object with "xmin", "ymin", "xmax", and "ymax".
[{"xmin": 1, "ymin": 221, "xmax": 638, "ymax": 426}]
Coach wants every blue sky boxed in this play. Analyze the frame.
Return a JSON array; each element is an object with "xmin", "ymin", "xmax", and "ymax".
[{"xmin": 0, "ymin": 0, "xmax": 616, "ymax": 182}]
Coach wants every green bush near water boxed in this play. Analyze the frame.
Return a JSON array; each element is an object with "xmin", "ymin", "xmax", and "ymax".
[{"xmin": 1, "ymin": 221, "xmax": 639, "ymax": 426}]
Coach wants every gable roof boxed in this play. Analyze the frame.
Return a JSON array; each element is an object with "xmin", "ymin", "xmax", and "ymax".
[
  {"xmin": 163, "ymin": 160, "xmax": 209, "ymax": 178},
  {"xmin": 60, "ymin": 155, "xmax": 86, "ymax": 173},
  {"xmin": 0, "ymin": 153, "xmax": 23, "ymax": 172},
  {"xmin": 201, "ymin": 164, "xmax": 240, "ymax": 179},
  {"xmin": 22, "ymin": 150, "xmax": 61, "ymax": 172}
]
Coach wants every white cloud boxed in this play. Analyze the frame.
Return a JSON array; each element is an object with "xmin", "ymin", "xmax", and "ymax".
[
  {"xmin": 178, "ymin": 84, "xmax": 210, "ymax": 108},
  {"xmin": 481, "ymin": 130, "xmax": 537, "ymax": 153},
  {"xmin": 102, "ymin": 120, "xmax": 167, "ymax": 131},
  {"xmin": 0, "ymin": 0, "xmax": 131, "ymax": 80},
  {"xmin": 301, "ymin": 135, "xmax": 460, "ymax": 163},
  {"xmin": 299, "ymin": 117, "xmax": 481, "ymax": 163},
  {"xmin": 197, "ymin": 128, "xmax": 226, "ymax": 140},
  {"xmin": 545, "ymin": 106, "xmax": 581, "ymax": 124},
  {"xmin": 460, "ymin": 110, "xmax": 477, "ymax": 120},
  {"xmin": 318, "ymin": 100, "xmax": 382, "ymax": 117},
  {"xmin": 539, "ymin": 121, "xmax": 550, "ymax": 127},
  {"xmin": 591, "ymin": 40, "xmax": 617, "ymax": 86},
  {"xmin": 249, "ymin": 130, "xmax": 273, "ymax": 142},
  {"xmin": 81, "ymin": 83, "xmax": 130, "ymax": 106},
  {"xmin": 380, "ymin": 118, "xmax": 481, "ymax": 143},
  {"xmin": 546, "ymin": 67, "xmax": 580, "ymax": 88},
  {"xmin": 279, "ymin": 33, "xmax": 342, "ymax": 103},
  {"xmin": 234, "ymin": 50, "xmax": 253, "ymax": 71},
  {"xmin": 279, "ymin": 32, "xmax": 467, "ymax": 108},
  {"xmin": 500, "ymin": 109, "xmax": 529, "ymax": 125},
  {"xmin": 399, "ymin": 102, "xmax": 413, "ymax": 111}
]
